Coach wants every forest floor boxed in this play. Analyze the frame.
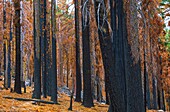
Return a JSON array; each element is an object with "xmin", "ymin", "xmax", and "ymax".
[
  {"xmin": 0, "ymin": 78, "xmax": 163, "ymax": 112},
  {"xmin": 0, "ymin": 81, "xmax": 109, "ymax": 112}
]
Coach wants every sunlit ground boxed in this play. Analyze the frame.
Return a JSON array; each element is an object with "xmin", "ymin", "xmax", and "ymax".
[{"xmin": 0, "ymin": 81, "xmax": 109, "ymax": 112}]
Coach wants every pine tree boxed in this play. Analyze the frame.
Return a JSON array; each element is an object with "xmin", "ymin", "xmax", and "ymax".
[
  {"xmin": 33, "ymin": 0, "xmax": 41, "ymax": 99},
  {"xmin": 14, "ymin": 0, "xmax": 21, "ymax": 94},
  {"xmin": 75, "ymin": 0, "xmax": 82, "ymax": 102},
  {"xmin": 81, "ymin": 0, "xmax": 94, "ymax": 107},
  {"xmin": 51, "ymin": 0, "xmax": 57, "ymax": 103}
]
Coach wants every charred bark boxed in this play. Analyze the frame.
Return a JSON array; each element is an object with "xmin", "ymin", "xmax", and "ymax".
[
  {"xmin": 75, "ymin": 0, "xmax": 82, "ymax": 102},
  {"xmin": 33, "ymin": 0, "xmax": 41, "ymax": 99},
  {"xmin": 51, "ymin": 0, "xmax": 57, "ymax": 104},
  {"xmin": 40, "ymin": 0, "xmax": 47, "ymax": 98},
  {"xmin": 81, "ymin": 0, "xmax": 94, "ymax": 107},
  {"xmin": 14, "ymin": 0, "xmax": 21, "ymax": 94}
]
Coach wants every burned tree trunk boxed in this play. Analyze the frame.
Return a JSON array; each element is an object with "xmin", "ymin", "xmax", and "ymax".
[
  {"xmin": 81, "ymin": 0, "xmax": 94, "ymax": 107},
  {"xmin": 40, "ymin": 0, "xmax": 47, "ymax": 98},
  {"xmin": 14, "ymin": 0, "xmax": 21, "ymax": 94},
  {"xmin": 33, "ymin": 0, "xmax": 41, "ymax": 99},
  {"xmin": 51, "ymin": 0, "xmax": 57, "ymax": 104}
]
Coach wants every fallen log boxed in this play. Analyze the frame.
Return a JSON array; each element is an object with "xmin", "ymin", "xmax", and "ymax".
[{"xmin": 3, "ymin": 96, "xmax": 58, "ymax": 104}]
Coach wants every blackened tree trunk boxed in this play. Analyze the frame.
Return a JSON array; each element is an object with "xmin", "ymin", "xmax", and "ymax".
[
  {"xmin": 122, "ymin": 0, "xmax": 144, "ymax": 111},
  {"xmin": 152, "ymin": 76, "xmax": 158, "ymax": 109},
  {"xmin": 51, "ymin": 0, "xmax": 57, "ymax": 104},
  {"xmin": 46, "ymin": 22, "xmax": 52, "ymax": 96},
  {"xmin": 145, "ymin": 67, "xmax": 151, "ymax": 109},
  {"xmin": 94, "ymin": 0, "xmax": 126, "ymax": 111},
  {"xmin": 3, "ymin": 42, "xmax": 7, "ymax": 89},
  {"xmin": 68, "ymin": 70, "xmax": 75, "ymax": 111},
  {"xmin": 158, "ymin": 86, "xmax": 165, "ymax": 110},
  {"xmin": 66, "ymin": 51, "xmax": 69, "ymax": 87},
  {"xmin": 81, "ymin": 0, "xmax": 94, "ymax": 107},
  {"xmin": 94, "ymin": 0, "xmax": 144, "ymax": 111},
  {"xmin": 89, "ymin": 0, "xmax": 97, "ymax": 99},
  {"xmin": 7, "ymin": 31, "xmax": 12, "ymax": 88},
  {"xmin": 7, "ymin": 5, "xmax": 13, "ymax": 89},
  {"xmin": 157, "ymin": 50, "xmax": 165, "ymax": 110},
  {"xmin": 68, "ymin": 93, "xmax": 73, "ymax": 111},
  {"xmin": 33, "ymin": 0, "xmax": 41, "ymax": 99},
  {"xmin": 105, "ymin": 84, "xmax": 109, "ymax": 105},
  {"xmin": 95, "ymin": 1, "xmax": 129, "ymax": 111},
  {"xmin": 20, "ymin": 1, "xmax": 23, "ymax": 83},
  {"xmin": 96, "ymin": 75, "xmax": 102, "ymax": 102},
  {"xmin": 14, "ymin": 0, "xmax": 21, "ymax": 94},
  {"xmin": 161, "ymin": 89, "xmax": 165, "ymax": 110},
  {"xmin": 143, "ymin": 39, "xmax": 148, "ymax": 111},
  {"xmin": 3, "ymin": 0, "xmax": 8, "ymax": 89},
  {"xmin": 46, "ymin": 0, "xmax": 52, "ymax": 96},
  {"xmin": 40, "ymin": 0, "xmax": 47, "ymax": 98},
  {"xmin": 75, "ymin": 0, "xmax": 82, "ymax": 102}
]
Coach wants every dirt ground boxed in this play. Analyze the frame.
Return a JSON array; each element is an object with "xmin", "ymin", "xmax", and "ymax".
[
  {"xmin": 0, "ymin": 81, "xmax": 108, "ymax": 112},
  {"xmin": 0, "ymin": 80, "xmax": 162, "ymax": 112}
]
